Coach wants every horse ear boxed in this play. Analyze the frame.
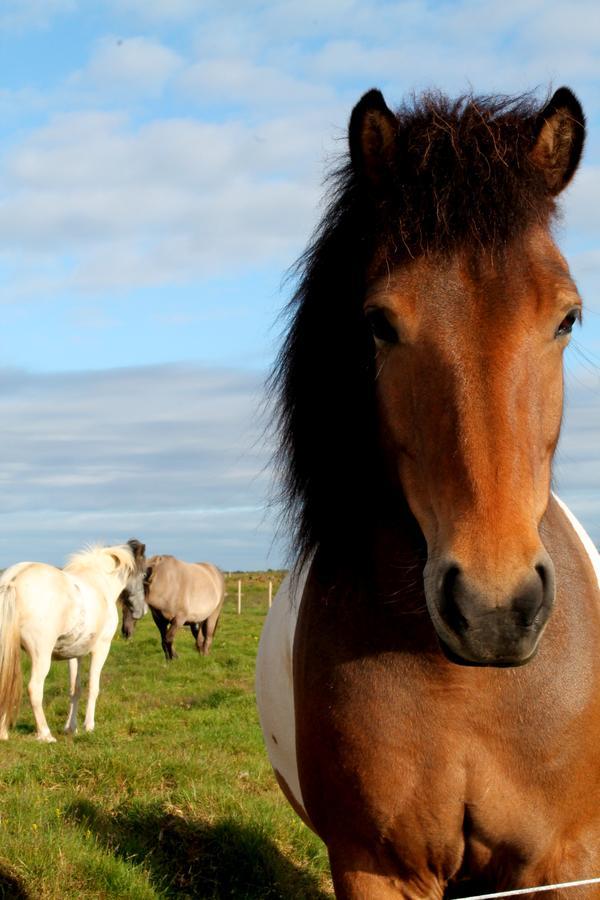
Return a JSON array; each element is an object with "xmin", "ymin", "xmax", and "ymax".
[
  {"xmin": 349, "ymin": 88, "xmax": 397, "ymax": 188},
  {"xmin": 530, "ymin": 87, "xmax": 585, "ymax": 195},
  {"xmin": 127, "ymin": 538, "xmax": 146, "ymax": 561},
  {"xmin": 144, "ymin": 565, "xmax": 154, "ymax": 584}
]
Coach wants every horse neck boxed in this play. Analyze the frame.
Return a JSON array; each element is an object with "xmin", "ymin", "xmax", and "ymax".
[
  {"xmin": 65, "ymin": 562, "xmax": 127, "ymax": 602},
  {"xmin": 314, "ymin": 505, "xmax": 428, "ymax": 608}
]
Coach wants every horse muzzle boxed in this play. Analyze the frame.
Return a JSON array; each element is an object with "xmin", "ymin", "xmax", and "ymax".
[{"xmin": 425, "ymin": 554, "xmax": 556, "ymax": 667}]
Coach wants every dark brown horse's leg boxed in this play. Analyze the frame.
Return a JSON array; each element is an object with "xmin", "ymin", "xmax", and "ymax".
[
  {"xmin": 198, "ymin": 620, "xmax": 210, "ymax": 655},
  {"xmin": 150, "ymin": 606, "xmax": 173, "ymax": 660},
  {"xmin": 191, "ymin": 621, "xmax": 205, "ymax": 654},
  {"xmin": 164, "ymin": 614, "xmax": 184, "ymax": 660},
  {"xmin": 200, "ymin": 620, "xmax": 209, "ymax": 654},
  {"xmin": 190, "ymin": 622, "xmax": 204, "ymax": 653}
]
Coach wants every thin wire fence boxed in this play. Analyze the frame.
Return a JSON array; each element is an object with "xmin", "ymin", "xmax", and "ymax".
[{"xmin": 461, "ymin": 876, "xmax": 600, "ymax": 898}]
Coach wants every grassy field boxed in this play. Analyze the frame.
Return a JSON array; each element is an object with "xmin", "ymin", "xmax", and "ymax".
[{"xmin": 0, "ymin": 572, "xmax": 333, "ymax": 899}]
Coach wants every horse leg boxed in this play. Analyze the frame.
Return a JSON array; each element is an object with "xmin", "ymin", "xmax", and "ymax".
[
  {"xmin": 190, "ymin": 622, "xmax": 200, "ymax": 641},
  {"xmin": 63, "ymin": 657, "xmax": 82, "ymax": 734},
  {"xmin": 328, "ymin": 844, "xmax": 444, "ymax": 899},
  {"xmin": 150, "ymin": 607, "xmax": 172, "ymax": 660},
  {"xmin": 191, "ymin": 621, "xmax": 209, "ymax": 654},
  {"xmin": 164, "ymin": 614, "xmax": 184, "ymax": 660},
  {"xmin": 83, "ymin": 638, "xmax": 111, "ymax": 733},
  {"xmin": 27, "ymin": 649, "xmax": 55, "ymax": 742},
  {"xmin": 192, "ymin": 621, "xmax": 205, "ymax": 654},
  {"xmin": 199, "ymin": 619, "xmax": 211, "ymax": 656},
  {"xmin": 200, "ymin": 601, "xmax": 223, "ymax": 656}
]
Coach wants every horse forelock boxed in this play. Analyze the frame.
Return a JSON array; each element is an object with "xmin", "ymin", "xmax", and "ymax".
[
  {"xmin": 370, "ymin": 92, "xmax": 556, "ymax": 255},
  {"xmin": 269, "ymin": 90, "xmax": 574, "ymax": 571}
]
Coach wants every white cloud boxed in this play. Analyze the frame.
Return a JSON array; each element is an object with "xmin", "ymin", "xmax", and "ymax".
[
  {"xmin": 0, "ymin": 363, "xmax": 280, "ymax": 568},
  {"xmin": 563, "ymin": 167, "xmax": 600, "ymax": 235},
  {"xmin": 168, "ymin": 0, "xmax": 600, "ymax": 101},
  {"xmin": 179, "ymin": 57, "xmax": 335, "ymax": 109},
  {"xmin": 0, "ymin": 0, "xmax": 75, "ymax": 31},
  {"xmin": 106, "ymin": 0, "xmax": 200, "ymax": 24},
  {"xmin": 0, "ymin": 87, "xmax": 48, "ymax": 123},
  {"xmin": 2, "ymin": 0, "xmax": 600, "ymax": 367},
  {"xmin": 0, "ymin": 109, "xmax": 324, "ymax": 290},
  {"xmin": 80, "ymin": 36, "xmax": 184, "ymax": 97}
]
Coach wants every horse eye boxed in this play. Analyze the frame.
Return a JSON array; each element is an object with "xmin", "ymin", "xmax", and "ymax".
[
  {"xmin": 556, "ymin": 308, "xmax": 581, "ymax": 338},
  {"xmin": 366, "ymin": 308, "xmax": 398, "ymax": 344}
]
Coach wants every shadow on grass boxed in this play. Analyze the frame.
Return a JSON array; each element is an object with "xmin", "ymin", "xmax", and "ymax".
[
  {"xmin": 0, "ymin": 865, "xmax": 29, "ymax": 899},
  {"xmin": 14, "ymin": 724, "xmax": 35, "ymax": 735},
  {"xmin": 66, "ymin": 798, "xmax": 329, "ymax": 899}
]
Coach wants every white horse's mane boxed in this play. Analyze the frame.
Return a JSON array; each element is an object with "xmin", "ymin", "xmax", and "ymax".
[{"xmin": 64, "ymin": 543, "xmax": 135, "ymax": 575}]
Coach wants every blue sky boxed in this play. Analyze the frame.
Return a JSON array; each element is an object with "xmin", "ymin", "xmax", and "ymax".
[{"xmin": 1, "ymin": 0, "xmax": 599, "ymax": 567}]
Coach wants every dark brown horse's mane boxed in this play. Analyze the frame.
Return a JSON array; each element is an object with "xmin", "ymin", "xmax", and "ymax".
[{"xmin": 270, "ymin": 91, "xmax": 564, "ymax": 568}]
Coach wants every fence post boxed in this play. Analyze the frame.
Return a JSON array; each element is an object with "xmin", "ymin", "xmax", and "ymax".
[
  {"xmin": 237, "ymin": 579, "xmax": 242, "ymax": 615},
  {"xmin": 268, "ymin": 580, "xmax": 273, "ymax": 609}
]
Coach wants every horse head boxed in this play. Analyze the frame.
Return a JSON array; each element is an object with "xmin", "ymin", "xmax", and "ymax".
[
  {"xmin": 120, "ymin": 538, "xmax": 147, "ymax": 621},
  {"xmin": 351, "ymin": 88, "xmax": 584, "ymax": 666},
  {"xmin": 120, "ymin": 589, "xmax": 137, "ymax": 638}
]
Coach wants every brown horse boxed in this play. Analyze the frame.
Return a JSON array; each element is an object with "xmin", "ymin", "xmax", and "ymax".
[
  {"xmin": 256, "ymin": 87, "xmax": 600, "ymax": 898},
  {"xmin": 122, "ymin": 555, "xmax": 225, "ymax": 660}
]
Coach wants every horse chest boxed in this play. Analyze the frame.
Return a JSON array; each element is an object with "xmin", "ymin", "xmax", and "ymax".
[{"xmin": 294, "ymin": 594, "xmax": 600, "ymax": 883}]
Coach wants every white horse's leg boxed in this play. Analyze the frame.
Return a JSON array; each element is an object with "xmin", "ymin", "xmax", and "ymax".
[
  {"xmin": 64, "ymin": 657, "xmax": 82, "ymax": 734},
  {"xmin": 83, "ymin": 638, "xmax": 111, "ymax": 733},
  {"xmin": 28, "ymin": 650, "xmax": 55, "ymax": 742}
]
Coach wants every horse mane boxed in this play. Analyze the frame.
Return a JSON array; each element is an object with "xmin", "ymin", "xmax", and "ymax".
[
  {"xmin": 270, "ymin": 91, "xmax": 563, "ymax": 569},
  {"xmin": 65, "ymin": 543, "xmax": 135, "ymax": 576}
]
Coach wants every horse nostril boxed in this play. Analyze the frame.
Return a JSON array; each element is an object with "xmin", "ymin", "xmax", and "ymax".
[
  {"xmin": 536, "ymin": 562, "xmax": 550, "ymax": 592},
  {"xmin": 439, "ymin": 565, "xmax": 468, "ymax": 634},
  {"xmin": 512, "ymin": 567, "xmax": 549, "ymax": 628}
]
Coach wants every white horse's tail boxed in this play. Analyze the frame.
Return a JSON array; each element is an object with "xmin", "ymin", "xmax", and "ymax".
[{"xmin": 0, "ymin": 579, "xmax": 22, "ymax": 735}]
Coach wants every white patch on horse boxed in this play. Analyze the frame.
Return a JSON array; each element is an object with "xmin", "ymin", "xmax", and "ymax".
[
  {"xmin": 553, "ymin": 494, "xmax": 600, "ymax": 587},
  {"xmin": 256, "ymin": 564, "xmax": 310, "ymax": 818}
]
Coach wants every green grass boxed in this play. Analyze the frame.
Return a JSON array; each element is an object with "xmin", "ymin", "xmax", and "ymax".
[{"xmin": 0, "ymin": 573, "xmax": 333, "ymax": 899}]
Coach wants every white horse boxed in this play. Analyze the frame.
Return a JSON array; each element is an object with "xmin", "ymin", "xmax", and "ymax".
[{"xmin": 0, "ymin": 539, "xmax": 147, "ymax": 742}]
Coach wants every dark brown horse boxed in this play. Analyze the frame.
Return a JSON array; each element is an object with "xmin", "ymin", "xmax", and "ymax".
[{"xmin": 256, "ymin": 87, "xmax": 600, "ymax": 898}]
